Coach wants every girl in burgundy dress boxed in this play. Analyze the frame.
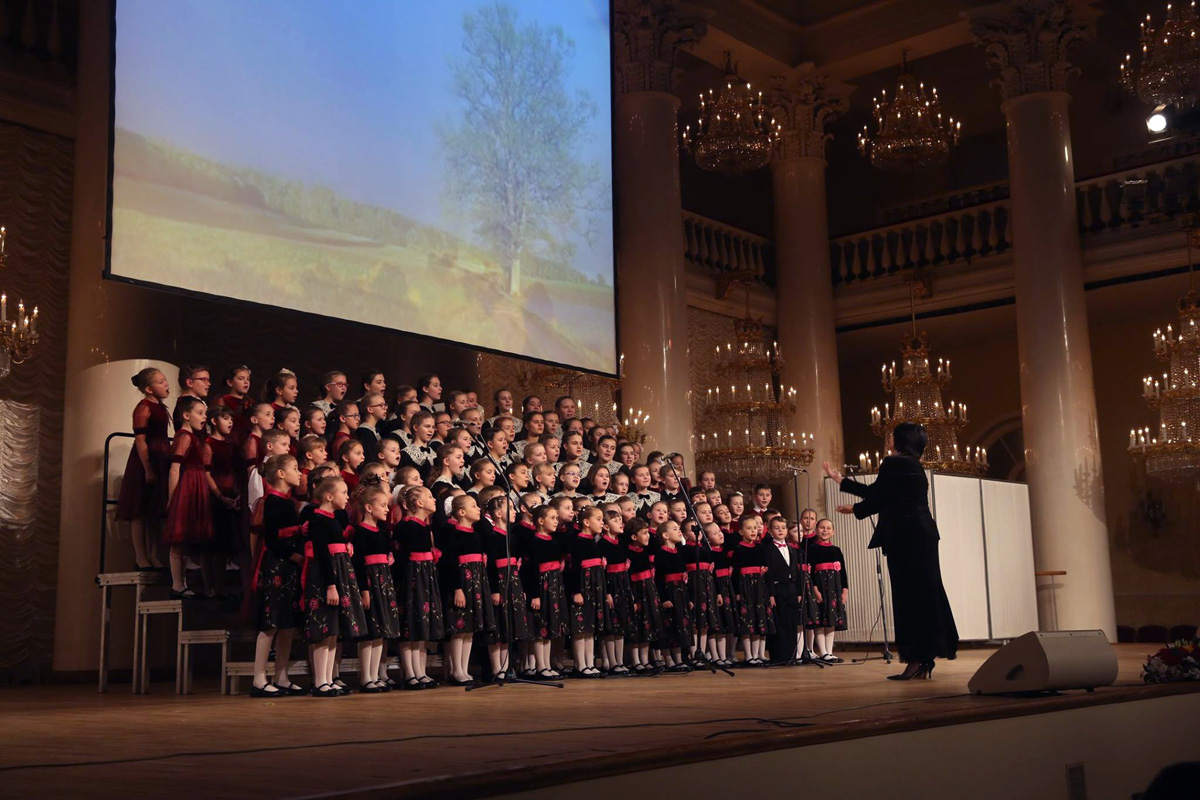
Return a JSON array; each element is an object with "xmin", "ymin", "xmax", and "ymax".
[
  {"xmin": 164, "ymin": 397, "xmax": 211, "ymax": 598},
  {"xmin": 263, "ymin": 368, "xmax": 299, "ymax": 417},
  {"xmin": 171, "ymin": 364, "xmax": 211, "ymax": 435},
  {"xmin": 302, "ymin": 476, "xmax": 366, "ymax": 697},
  {"xmin": 442, "ymin": 494, "xmax": 496, "ymax": 686},
  {"xmin": 275, "ymin": 405, "xmax": 301, "ymax": 456},
  {"xmin": 353, "ymin": 483, "xmax": 401, "ymax": 693},
  {"xmin": 202, "ymin": 405, "xmax": 242, "ymax": 597},
  {"xmin": 216, "ymin": 364, "xmax": 253, "ymax": 448},
  {"xmin": 396, "ymin": 485, "xmax": 444, "ymax": 689},
  {"xmin": 337, "ymin": 439, "xmax": 365, "ymax": 493},
  {"xmin": 116, "ymin": 367, "xmax": 172, "ymax": 571},
  {"xmin": 251, "ymin": 454, "xmax": 305, "ymax": 697}
]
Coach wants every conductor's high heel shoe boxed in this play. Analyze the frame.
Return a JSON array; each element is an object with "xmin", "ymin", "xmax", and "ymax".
[{"xmin": 887, "ymin": 661, "xmax": 934, "ymax": 681}]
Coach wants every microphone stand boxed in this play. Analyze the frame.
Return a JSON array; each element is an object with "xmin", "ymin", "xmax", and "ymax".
[
  {"xmin": 841, "ymin": 467, "xmax": 893, "ymax": 666},
  {"xmin": 468, "ymin": 453, "xmax": 562, "ymax": 691},
  {"xmin": 665, "ymin": 457, "xmax": 734, "ymax": 677},
  {"xmin": 787, "ymin": 466, "xmax": 823, "ymax": 669}
]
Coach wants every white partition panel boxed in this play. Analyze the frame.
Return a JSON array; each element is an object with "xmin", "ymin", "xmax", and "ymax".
[
  {"xmin": 980, "ymin": 479, "xmax": 1038, "ymax": 638},
  {"xmin": 930, "ymin": 473, "xmax": 990, "ymax": 641},
  {"xmin": 824, "ymin": 470, "xmax": 1032, "ymax": 644}
]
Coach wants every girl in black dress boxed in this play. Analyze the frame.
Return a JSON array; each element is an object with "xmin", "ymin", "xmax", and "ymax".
[
  {"xmin": 626, "ymin": 518, "xmax": 664, "ymax": 675},
  {"xmin": 567, "ymin": 506, "xmax": 610, "ymax": 678},
  {"xmin": 808, "ymin": 518, "xmax": 849, "ymax": 664},
  {"xmin": 526, "ymin": 504, "xmax": 567, "ymax": 680},
  {"xmin": 201, "ymin": 406, "xmax": 242, "ymax": 598},
  {"xmin": 442, "ymin": 494, "xmax": 496, "ymax": 686},
  {"xmin": 251, "ymin": 454, "xmax": 305, "ymax": 697},
  {"xmin": 682, "ymin": 507, "xmax": 718, "ymax": 665},
  {"xmin": 429, "ymin": 444, "xmax": 467, "ymax": 494},
  {"xmin": 796, "ymin": 507, "xmax": 820, "ymax": 659},
  {"xmin": 705, "ymin": 523, "xmax": 737, "ymax": 668},
  {"xmin": 733, "ymin": 515, "xmax": 773, "ymax": 666},
  {"xmin": 599, "ymin": 509, "xmax": 632, "ymax": 676},
  {"xmin": 396, "ymin": 485, "xmax": 444, "ymax": 689},
  {"xmin": 480, "ymin": 490, "xmax": 531, "ymax": 680},
  {"xmin": 352, "ymin": 483, "xmax": 401, "ymax": 693},
  {"xmin": 302, "ymin": 476, "xmax": 367, "ymax": 697},
  {"xmin": 655, "ymin": 520, "xmax": 694, "ymax": 672}
]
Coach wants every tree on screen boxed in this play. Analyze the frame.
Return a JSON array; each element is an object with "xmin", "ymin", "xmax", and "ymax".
[{"xmin": 440, "ymin": 3, "xmax": 606, "ymax": 296}]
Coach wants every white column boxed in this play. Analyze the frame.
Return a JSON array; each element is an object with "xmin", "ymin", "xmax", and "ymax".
[
  {"xmin": 613, "ymin": 0, "xmax": 704, "ymax": 464},
  {"xmin": 768, "ymin": 72, "xmax": 850, "ymax": 514},
  {"xmin": 971, "ymin": 0, "xmax": 1116, "ymax": 638}
]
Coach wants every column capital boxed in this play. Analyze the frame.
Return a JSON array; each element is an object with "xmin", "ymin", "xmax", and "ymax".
[
  {"xmin": 613, "ymin": 0, "xmax": 707, "ymax": 96},
  {"xmin": 968, "ymin": 0, "xmax": 1094, "ymax": 101},
  {"xmin": 765, "ymin": 66, "xmax": 851, "ymax": 162}
]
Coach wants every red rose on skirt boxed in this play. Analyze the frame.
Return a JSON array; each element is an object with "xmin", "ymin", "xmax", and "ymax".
[
  {"xmin": 273, "ymin": 576, "xmax": 282, "ymax": 587},
  {"xmin": 341, "ymin": 595, "xmax": 351, "ymax": 608},
  {"xmin": 309, "ymin": 598, "xmax": 320, "ymax": 610},
  {"xmin": 455, "ymin": 618, "xmax": 465, "ymax": 629}
]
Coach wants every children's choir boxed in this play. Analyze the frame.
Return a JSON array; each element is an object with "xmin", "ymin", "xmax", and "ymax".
[{"xmin": 117, "ymin": 365, "xmax": 850, "ymax": 695}]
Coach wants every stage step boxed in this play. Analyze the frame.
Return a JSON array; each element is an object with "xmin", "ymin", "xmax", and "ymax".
[
  {"xmin": 178, "ymin": 629, "xmax": 230, "ymax": 695},
  {"xmin": 95, "ymin": 570, "xmax": 169, "ymax": 694},
  {"xmin": 135, "ymin": 599, "xmax": 183, "ymax": 694}
]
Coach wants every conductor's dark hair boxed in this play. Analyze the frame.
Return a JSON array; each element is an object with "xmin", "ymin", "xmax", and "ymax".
[{"xmin": 893, "ymin": 423, "xmax": 928, "ymax": 459}]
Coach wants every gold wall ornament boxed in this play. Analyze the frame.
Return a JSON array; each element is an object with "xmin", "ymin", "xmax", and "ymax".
[
  {"xmin": 682, "ymin": 52, "xmax": 780, "ymax": 178},
  {"xmin": 1121, "ymin": 1, "xmax": 1200, "ymax": 109},
  {"xmin": 857, "ymin": 52, "xmax": 960, "ymax": 171}
]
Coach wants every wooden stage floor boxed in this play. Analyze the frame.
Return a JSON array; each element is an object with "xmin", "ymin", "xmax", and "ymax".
[{"xmin": 0, "ymin": 644, "xmax": 1191, "ymax": 800}]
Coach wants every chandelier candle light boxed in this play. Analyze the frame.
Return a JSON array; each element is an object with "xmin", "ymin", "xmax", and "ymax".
[
  {"xmin": 681, "ymin": 52, "xmax": 780, "ymax": 178},
  {"xmin": 0, "ymin": 226, "xmax": 41, "ymax": 380},
  {"xmin": 1121, "ymin": 2, "xmax": 1200, "ymax": 109},
  {"xmin": 858, "ymin": 51, "xmax": 960, "ymax": 171},
  {"xmin": 1130, "ymin": 224, "xmax": 1200, "ymax": 481},
  {"xmin": 696, "ymin": 316, "xmax": 814, "ymax": 486}
]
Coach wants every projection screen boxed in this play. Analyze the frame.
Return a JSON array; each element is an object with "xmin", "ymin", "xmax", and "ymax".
[{"xmin": 108, "ymin": 0, "xmax": 616, "ymax": 375}]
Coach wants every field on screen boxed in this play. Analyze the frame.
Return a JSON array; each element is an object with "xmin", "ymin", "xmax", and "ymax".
[{"xmin": 110, "ymin": 0, "xmax": 614, "ymax": 372}]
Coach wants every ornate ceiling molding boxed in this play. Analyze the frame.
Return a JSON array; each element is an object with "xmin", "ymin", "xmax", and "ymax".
[
  {"xmin": 967, "ymin": 0, "xmax": 1094, "ymax": 101},
  {"xmin": 613, "ymin": 0, "xmax": 709, "ymax": 96}
]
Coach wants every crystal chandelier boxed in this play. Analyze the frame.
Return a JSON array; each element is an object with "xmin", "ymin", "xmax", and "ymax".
[
  {"xmin": 865, "ymin": 283, "xmax": 986, "ymax": 474},
  {"xmin": 681, "ymin": 52, "xmax": 779, "ymax": 178},
  {"xmin": 526, "ymin": 365, "xmax": 620, "ymax": 426},
  {"xmin": 0, "ymin": 226, "xmax": 41, "ymax": 381},
  {"xmin": 858, "ymin": 52, "xmax": 960, "ymax": 171},
  {"xmin": 695, "ymin": 315, "xmax": 814, "ymax": 487},
  {"xmin": 1121, "ymin": 2, "xmax": 1200, "ymax": 109},
  {"xmin": 1130, "ymin": 226, "xmax": 1200, "ymax": 482}
]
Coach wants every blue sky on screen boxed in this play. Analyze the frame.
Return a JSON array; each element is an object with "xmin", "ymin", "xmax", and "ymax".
[{"xmin": 115, "ymin": 0, "xmax": 613, "ymax": 278}]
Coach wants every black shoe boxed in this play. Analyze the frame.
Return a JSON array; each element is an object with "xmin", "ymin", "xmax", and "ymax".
[
  {"xmin": 446, "ymin": 676, "xmax": 477, "ymax": 687},
  {"xmin": 887, "ymin": 662, "xmax": 933, "ymax": 681},
  {"xmin": 359, "ymin": 683, "xmax": 385, "ymax": 694},
  {"xmin": 271, "ymin": 683, "xmax": 305, "ymax": 696},
  {"xmin": 168, "ymin": 588, "xmax": 195, "ymax": 600},
  {"xmin": 402, "ymin": 678, "xmax": 425, "ymax": 691},
  {"xmin": 418, "ymin": 676, "xmax": 438, "ymax": 688},
  {"xmin": 311, "ymin": 683, "xmax": 339, "ymax": 697},
  {"xmin": 249, "ymin": 684, "xmax": 281, "ymax": 698}
]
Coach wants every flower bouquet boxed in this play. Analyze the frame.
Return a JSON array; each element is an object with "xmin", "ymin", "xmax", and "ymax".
[{"xmin": 1142, "ymin": 638, "xmax": 1200, "ymax": 684}]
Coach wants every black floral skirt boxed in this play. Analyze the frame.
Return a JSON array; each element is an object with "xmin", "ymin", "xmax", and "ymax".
[
  {"xmin": 628, "ymin": 575, "xmax": 664, "ymax": 645},
  {"xmin": 605, "ymin": 569, "xmax": 635, "ymax": 638},
  {"xmin": 303, "ymin": 552, "xmax": 367, "ymax": 643},
  {"xmin": 799, "ymin": 570, "xmax": 822, "ymax": 630},
  {"xmin": 532, "ymin": 568, "xmax": 567, "ymax": 640},
  {"xmin": 690, "ymin": 568, "xmax": 721, "ymax": 632},
  {"xmin": 810, "ymin": 569, "xmax": 848, "ymax": 631},
  {"xmin": 401, "ymin": 559, "xmax": 445, "ymax": 642},
  {"xmin": 254, "ymin": 550, "xmax": 300, "ymax": 632},
  {"xmin": 658, "ymin": 579, "xmax": 694, "ymax": 650},
  {"xmin": 361, "ymin": 561, "xmax": 402, "ymax": 640},
  {"xmin": 736, "ymin": 574, "xmax": 774, "ymax": 637},
  {"xmin": 491, "ymin": 566, "xmax": 532, "ymax": 643},
  {"xmin": 445, "ymin": 561, "xmax": 497, "ymax": 637},
  {"xmin": 569, "ymin": 564, "xmax": 611, "ymax": 637},
  {"xmin": 713, "ymin": 572, "xmax": 738, "ymax": 635}
]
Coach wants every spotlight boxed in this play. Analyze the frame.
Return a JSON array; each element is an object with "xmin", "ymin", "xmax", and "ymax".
[{"xmin": 1146, "ymin": 105, "xmax": 1170, "ymax": 135}]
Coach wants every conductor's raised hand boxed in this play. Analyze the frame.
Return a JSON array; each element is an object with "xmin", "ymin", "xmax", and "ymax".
[
  {"xmin": 835, "ymin": 504, "xmax": 855, "ymax": 515},
  {"xmin": 823, "ymin": 461, "xmax": 844, "ymax": 484}
]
